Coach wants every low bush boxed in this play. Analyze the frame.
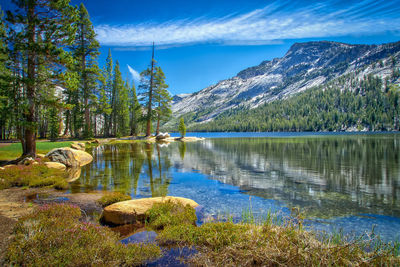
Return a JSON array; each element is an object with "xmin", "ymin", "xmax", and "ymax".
[
  {"xmin": 0, "ymin": 164, "xmax": 67, "ymax": 190},
  {"xmin": 146, "ymin": 200, "xmax": 197, "ymax": 229},
  {"xmin": 97, "ymin": 191, "xmax": 132, "ymax": 207},
  {"xmin": 5, "ymin": 203, "xmax": 161, "ymax": 266}
]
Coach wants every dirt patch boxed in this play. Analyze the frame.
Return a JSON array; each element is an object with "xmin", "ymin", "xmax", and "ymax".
[
  {"xmin": 0, "ymin": 188, "xmax": 110, "ymax": 263},
  {"xmin": 0, "ymin": 187, "xmax": 43, "ymax": 263}
]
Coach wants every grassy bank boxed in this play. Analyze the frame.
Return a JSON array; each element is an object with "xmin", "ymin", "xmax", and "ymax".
[
  {"xmin": 0, "ymin": 165, "xmax": 68, "ymax": 190},
  {"xmin": 3, "ymin": 200, "xmax": 400, "ymax": 266},
  {"xmin": 148, "ymin": 202, "xmax": 400, "ymax": 266},
  {"xmin": 5, "ymin": 204, "xmax": 160, "ymax": 266},
  {"xmin": 0, "ymin": 141, "xmax": 73, "ymax": 161}
]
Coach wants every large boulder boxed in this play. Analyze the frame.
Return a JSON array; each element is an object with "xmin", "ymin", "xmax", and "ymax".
[
  {"xmin": 44, "ymin": 162, "xmax": 66, "ymax": 170},
  {"xmin": 102, "ymin": 196, "xmax": 199, "ymax": 225},
  {"xmin": 156, "ymin": 132, "xmax": 170, "ymax": 140},
  {"xmin": 70, "ymin": 143, "xmax": 84, "ymax": 151},
  {"xmin": 45, "ymin": 147, "xmax": 93, "ymax": 167},
  {"xmin": 65, "ymin": 167, "xmax": 82, "ymax": 182}
]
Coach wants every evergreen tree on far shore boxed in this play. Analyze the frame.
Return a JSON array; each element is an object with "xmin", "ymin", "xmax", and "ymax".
[{"xmin": 179, "ymin": 118, "xmax": 186, "ymax": 137}]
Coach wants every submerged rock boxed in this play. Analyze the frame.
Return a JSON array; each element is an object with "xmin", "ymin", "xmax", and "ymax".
[
  {"xmin": 45, "ymin": 147, "xmax": 93, "ymax": 167},
  {"xmin": 102, "ymin": 196, "xmax": 199, "ymax": 225},
  {"xmin": 121, "ymin": 230, "xmax": 157, "ymax": 244}
]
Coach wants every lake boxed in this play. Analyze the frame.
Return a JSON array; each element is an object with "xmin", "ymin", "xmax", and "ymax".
[{"xmin": 71, "ymin": 133, "xmax": 400, "ymax": 242}]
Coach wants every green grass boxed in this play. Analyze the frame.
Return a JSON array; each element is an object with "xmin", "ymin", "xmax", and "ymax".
[
  {"xmin": 152, "ymin": 202, "xmax": 400, "ymax": 267},
  {"xmin": 5, "ymin": 203, "xmax": 161, "ymax": 266},
  {"xmin": 0, "ymin": 164, "xmax": 68, "ymax": 190},
  {"xmin": 0, "ymin": 141, "xmax": 73, "ymax": 160},
  {"xmin": 97, "ymin": 192, "xmax": 132, "ymax": 207},
  {"xmin": 146, "ymin": 200, "xmax": 197, "ymax": 230}
]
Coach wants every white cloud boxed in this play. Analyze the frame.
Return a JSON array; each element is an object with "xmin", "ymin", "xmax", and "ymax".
[
  {"xmin": 96, "ymin": 0, "xmax": 400, "ymax": 47},
  {"xmin": 127, "ymin": 65, "xmax": 141, "ymax": 82}
]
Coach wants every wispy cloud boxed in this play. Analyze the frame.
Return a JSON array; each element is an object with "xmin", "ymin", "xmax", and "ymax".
[
  {"xmin": 96, "ymin": 0, "xmax": 400, "ymax": 47},
  {"xmin": 127, "ymin": 65, "xmax": 141, "ymax": 82}
]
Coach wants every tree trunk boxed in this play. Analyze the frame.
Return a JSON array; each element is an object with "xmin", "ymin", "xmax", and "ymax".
[
  {"xmin": 81, "ymin": 23, "xmax": 91, "ymax": 137},
  {"xmin": 93, "ymin": 113, "xmax": 97, "ymax": 137},
  {"xmin": 156, "ymin": 112, "xmax": 160, "ymax": 135},
  {"xmin": 146, "ymin": 43, "xmax": 155, "ymax": 137},
  {"xmin": 63, "ymin": 110, "xmax": 70, "ymax": 136},
  {"xmin": 23, "ymin": 2, "xmax": 37, "ymax": 157}
]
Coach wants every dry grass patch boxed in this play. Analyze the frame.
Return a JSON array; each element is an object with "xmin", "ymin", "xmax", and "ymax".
[
  {"xmin": 154, "ymin": 203, "xmax": 400, "ymax": 266},
  {"xmin": 5, "ymin": 203, "xmax": 161, "ymax": 266}
]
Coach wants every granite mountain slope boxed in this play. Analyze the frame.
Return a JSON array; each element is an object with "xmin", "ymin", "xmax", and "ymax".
[{"xmin": 171, "ymin": 41, "xmax": 400, "ymax": 125}]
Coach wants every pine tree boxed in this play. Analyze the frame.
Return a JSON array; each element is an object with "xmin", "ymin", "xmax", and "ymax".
[
  {"xmin": 103, "ymin": 49, "xmax": 116, "ymax": 136},
  {"xmin": 153, "ymin": 66, "xmax": 172, "ymax": 135},
  {"xmin": 0, "ymin": 8, "xmax": 12, "ymax": 140},
  {"xmin": 48, "ymin": 106, "xmax": 59, "ymax": 141},
  {"xmin": 112, "ymin": 61, "xmax": 129, "ymax": 137},
  {"xmin": 71, "ymin": 3, "xmax": 99, "ymax": 138},
  {"xmin": 118, "ymin": 79, "xmax": 130, "ymax": 136},
  {"xmin": 129, "ymin": 82, "xmax": 141, "ymax": 136},
  {"xmin": 98, "ymin": 71, "xmax": 112, "ymax": 136},
  {"xmin": 6, "ymin": 0, "xmax": 77, "ymax": 157},
  {"xmin": 138, "ymin": 43, "xmax": 156, "ymax": 137},
  {"xmin": 179, "ymin": 118, "xmax": 186, "ymax": 137}
]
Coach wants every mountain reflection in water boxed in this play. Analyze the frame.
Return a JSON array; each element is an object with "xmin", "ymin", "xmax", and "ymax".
[{"xmin": 70, "ymin": 135, "xmax": 400, "ymax": 241}]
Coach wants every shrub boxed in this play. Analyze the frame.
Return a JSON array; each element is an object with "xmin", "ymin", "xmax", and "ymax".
[
  {"xmin": 97, "ymin": 192, "xmax": 132, "ymax": 207},
  {"xmin": 146, "ymin": 200, "xmax": 197, "ymax": 230},
  {"xmin": 0, "ymin": 164, "xmax": 67, "ymax": 190},
  {"xmin": 5, "ymin": 203, "xmax": 161, "ymax": 266}
]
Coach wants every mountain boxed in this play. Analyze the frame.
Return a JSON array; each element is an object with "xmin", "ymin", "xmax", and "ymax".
[{"xmin": 170, "ymin": 41, "xmax": 400, "ymax": 128}]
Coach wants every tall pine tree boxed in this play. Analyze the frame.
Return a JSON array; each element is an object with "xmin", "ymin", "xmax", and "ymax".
[
  {"xmin": 129, "ymin": 82, "xmax": 141, "ymax": 136},
  {"xmin": 6, "ymin": 0, "xmax": 77, "ymax": 157},
  {"xmin": 71, "ymin": 3, "xmax": 99, "ymax": 138},
  {"xmin": 153, "ymin": 66, "xmax": 172, "ymax": 135},
  {"xmin": 0, "ymin": 8, "xmax": 12, "ymax": 140}
]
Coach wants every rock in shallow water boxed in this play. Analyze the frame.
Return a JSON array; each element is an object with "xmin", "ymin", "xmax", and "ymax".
[{"xmin": 101, "ymin": 196, "xmax": 199, "ymax": 225}]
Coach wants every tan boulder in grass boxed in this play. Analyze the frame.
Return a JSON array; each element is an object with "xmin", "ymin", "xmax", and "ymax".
[
  {"xmin": 101, "ymin": 196, "xmax": 199, "ymax": 225},
  {"xmin": 77, "ymin": 142, "xmax": 85, "ymax": 149},
  {"xmin": 45, "ymin": 147, "xmax": 93, "ymax": 167},
  {"xmin": 70, "ymin": 143, "xmax": 84, "ymax": 151},
  {"xmin": 44, "ymin": 162, "xmax": 67, "ymax": 170}
]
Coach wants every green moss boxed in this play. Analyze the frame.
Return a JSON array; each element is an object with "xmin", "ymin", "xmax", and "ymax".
[
  {"xmin": 97, "ymin": 191, "xmax": 132, "ymax": 207},
  {"xmin": 5, "ymin": 203, "xmax": 161, "ymax": 266},
  {"xmin": 0, "ymin": 164, "xmax": 67, "ymax": 190},
  {"xmin": 146, "ymin": 200, "xmax": 197, "ymax": 230}
]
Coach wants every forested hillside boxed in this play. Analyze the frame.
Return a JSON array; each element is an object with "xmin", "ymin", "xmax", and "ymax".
[
  {"xmin": 186, "ymin": 72, "xmax": 400, "ymax": 132},
  {"xmin": 170, "ymin": 40, "xmax": 400, "ymax": 127}
]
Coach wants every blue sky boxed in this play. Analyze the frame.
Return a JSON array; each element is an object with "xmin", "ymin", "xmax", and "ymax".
[{"xmin": 3, "ymin": 0, "xmax": 400, "ymax": 95}]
